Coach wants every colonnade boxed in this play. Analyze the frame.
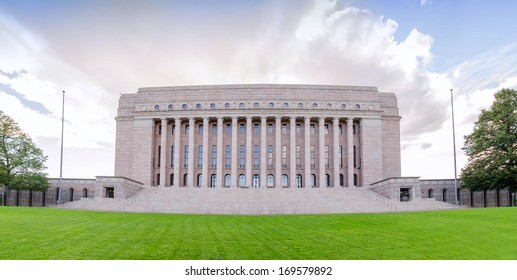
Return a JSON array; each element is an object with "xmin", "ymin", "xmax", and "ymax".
[{"xmin": 156, "ymin": 115, "xmax": 359, "ymax": 188}]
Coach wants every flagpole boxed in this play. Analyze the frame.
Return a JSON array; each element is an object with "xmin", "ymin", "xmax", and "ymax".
[
  {"xmin": 57, "ymin": 90, "xmax": 65, "ymax": 204},
  {"xmin": 450, "ymin": 89, "xmax": 459, "ymax": 204}
]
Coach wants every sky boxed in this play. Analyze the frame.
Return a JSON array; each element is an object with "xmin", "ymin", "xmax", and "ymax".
[{"xmin": 0, "ymin": 0, "xmax": 516, "ymax": 180}]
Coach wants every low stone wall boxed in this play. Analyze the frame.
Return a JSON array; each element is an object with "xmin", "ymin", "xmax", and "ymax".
[
  {"xmin": 1, "ymin": 176, "xmax": 143, "ymax": 207},
  {"xmin": 419, "ymin": 179, "xmax": 514, "ymax": 207},
  {"xmin": 369, "ymin": 177, "xmax": 421, "ymax": 201}
]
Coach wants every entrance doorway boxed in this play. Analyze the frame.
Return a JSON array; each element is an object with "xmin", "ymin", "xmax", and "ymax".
[
  {"xmin": 252, "ymin": 174, "xmax": 260, "ymax": 188},
  {"xmin": 105, "ymin": 187, "xmax": 115, "ymax": 198}
]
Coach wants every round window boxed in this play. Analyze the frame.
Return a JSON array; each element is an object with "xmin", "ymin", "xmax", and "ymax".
[
  {"xmin": 283, "ymin": 102, "xmax": 289, "ymax": 108},
  {"xmin": 154, "ymin": 105, "xmax": 160, "ymax": 110},
  {"xmin": 182, "ymin": 104, "xmax": 187, "ymax": 110},
  {"xmin": 269, "ymin": 102, "xmax": 274, "ymax": 108},
  {"xmin": 225, "ymin": 103, "xmax": 230, "ymax": 109},
  {"xmin": 168, "ymin": 104, "xmax": 173, "ymax": 110},
  {"xmin": 312, "ymin": 103, "xmax": 318, "ymax": 109},
  {"xmin": 355, "ymin": 104, "xmax": 361, "ymax": 110},
  {"xmin": 196, "ymin": 103, "xmax": 201, "ymax": 109},
  {"xmin": 239, "ymin": 103, "xmax": 245, "ymax": 108},
  {"xmin": 254, "ymin": 102, "xmax": 260, "ymax": 108},
  {"xmin": 298, "ymin": 103, "xmax": 303, "ymax": 109},
  {"xmin": 210, "ymin": 103, "xmax": 216, "ymax": 109},
  {"xmin": 341, "ymin": 104, "xmax": 346, "ymax": 110}
]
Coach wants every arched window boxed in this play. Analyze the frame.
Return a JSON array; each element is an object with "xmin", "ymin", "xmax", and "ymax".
[
  {"xmin": 69, "ymin": 188, "xmax": 74, "ymax": 202},
  {"xmin": 325, "ymin": 174, "xmax": 330, "ymax": 187},
  {"xmin": 296, "ymin": 174, "xmax": 302, "ymax": 188},
  {"xmin": 339, "ymin": 174, "xmax": 344, "ymax": 186},
  {"xmin": 170, "ymin": 173, "xmax": 174, "ymax": 186},
  {"xmin": 428, "ymin": 189, "xmax": 434, "ymax": 198},
  {"xmin": 83, "ymin": 188, "xmax": 88, "ymax": 198},
  {"xmin": 197, "ymin": 174, "xmax": 202, "ymax": 187},
  {"xmin": 267, "ymin": 175, "xmax": 274, "ymax": 187},
  {"xmin": 252, "ymin": 174, "xmax": 260, "ymax": 188},
  {"xmin": 239, "ymin": 174, "xmax": 245, "ymax": 187},
  {"xmin": 183, "ymin": 174, "xmax": 188, "ymax": 186},
  {"xmin": 210, "ymin": 174, "xmax": 216, "ymax": 188},
  {"xmin": 281, "ymin": 175, "xmax": 288, "ymax": 187},
  {"xmin": 310, "ymin": 174, "xmax": 316, "ymax": 187},
  {"xmin": 224, "ymin": 174, "xmax": 231, "ymax": 187}
]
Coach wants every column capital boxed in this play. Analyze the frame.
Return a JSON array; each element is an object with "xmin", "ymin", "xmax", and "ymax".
[
  {"xmin": 318, "ymin": 117, "xmax": 325, "ymax": 123},
  {"xmin": 333, "ymin": 117, "xmax": 340, "ymax": 122},
  {"xmin": 289, "ymin": 116, "xmax": 297, "ymax": 121},
  {"xmin": 260, "ymin": 116, "xmax": 268, "ymax": 121},
  {"xmin": 347, "ymin": 118, "xmax": 354, "ymax": 124},
  {"xmin": 304, "ymin": 116, "xmax": 311, "ymax": 122}
]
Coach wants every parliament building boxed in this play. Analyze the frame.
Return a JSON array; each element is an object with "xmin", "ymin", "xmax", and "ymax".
[{"xmin": 114, "ymin": 84, "xmax": 401, "ymax": 189}]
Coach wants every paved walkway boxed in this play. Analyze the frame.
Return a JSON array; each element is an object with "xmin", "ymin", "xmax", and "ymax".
[{"xmin": 56, "ymin": 186, "xmax": 463, "ymax": 215}]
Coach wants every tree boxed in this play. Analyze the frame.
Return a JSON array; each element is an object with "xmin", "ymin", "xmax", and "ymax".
[
  {"xmin": 0, "ymin": 113, "xmax": 49, "ymax": 205},
  {"xmin": 461, "ymin": 88, "xmax": 517, "ymax": 193}
]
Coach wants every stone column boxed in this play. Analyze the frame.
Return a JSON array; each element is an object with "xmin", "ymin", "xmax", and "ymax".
[
  {"xmin": 202, "ymin": 117, "xmax": 209, "ymax": 187},
  {"xmin": 231, "ymin": 116, "xmax": 238, "ymax": 187},
  {"xmin": 216, "ymin": 117, "xmax": 223, "ymax": 187},
  {"xmin": 318, "ymin": 117, "xmax": 326, "ymax": 187},
  {"xmin": 347, "ymin": 118, "xmax": 354, "ymax": 187},
  {"xmin": 260, "ymin": 116, "xmax": 267, "ymax": 188},
  {"xmin": 245, "ymin": 116, "xmax": 252, "ymax": 188},
  {"xmin": 304, "ymin": 117, "xmax": 311, "ymax": 188},
  {"xmin": 173, "ymin": 118, "xmax": 181, "ymax": 187},
  {"xmin": 159, "ymin": 118, "xmax": 168, "ymax": 187},
  {"xmin": 275, "ymin": 116, "xmax": 282, "ymax": 187},
  {"xmin": 187, "ymin": 117, "xmax": 195, "ymax": 187},
  {"xmin": 289, "ymin": 117, "xmax": 296, "ymax": 188},
  {"xmin": 333, "ymin": 117, "xmax": 340, "ymax": 187}
]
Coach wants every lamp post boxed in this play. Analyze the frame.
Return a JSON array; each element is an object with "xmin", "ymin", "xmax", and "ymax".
[
  {"xmin": 57, "ymin": 90, "xmax": 65, "ymax": 204},
  {"xmin": 450, "ymin": 89, "xmax": 459, "ymax": 204}
]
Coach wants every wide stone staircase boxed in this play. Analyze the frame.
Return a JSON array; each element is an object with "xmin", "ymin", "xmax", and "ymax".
[{"xmin": 56, "ymin": 186, "xmax": 463, "ymax": 215}]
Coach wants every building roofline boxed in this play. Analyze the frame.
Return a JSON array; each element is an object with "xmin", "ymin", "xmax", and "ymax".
[{"xmin": 135, "ymin": 84, "xmax": 379, "ymax": 93}]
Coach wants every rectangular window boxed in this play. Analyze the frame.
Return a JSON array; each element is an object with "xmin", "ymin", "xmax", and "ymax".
[
  {"xmin": 171, "ymin": 145, "xmax": 175, "ymax": 167},
  {"xmin": 254, "ymin": 123, "xmax": 259, "ymax": 135},
  {"xmin": 239, "ymin": 145, "xmax": 245, "ymax": 168},
  {"xmin": 339, "ymin": 125, "xmax": 343, "ymax": 135},
  {"xmin": 324, "ymin": 125, "xmax": 329, "ymax": 135},
  {"xmin": 353, "ymin": 125, "xmax": 356, "ymax": 135},
  {"xmin": 296, "ymin": 145, "xmax": 302, "ymax": 167},
  {"xmin": 282, "ymin": 145, "xmax": 287, "ymax": 167},
  {"xmin": 212, "ymin": 124, "xmax": 217, "ymax": 135},
  {"xmin": 198, "ymin": 125, "xmax": 203, "ymax": 135},
  {"xmin": 159, "ymin": 125, "xmax": 162, "ymax": 135},
  {"xmin": 198, "ymin": 145, "xmax": 203, "ymax": 168},
  {"xmin": 282, "ymin": 124, "xmax": 287, "ymax": 134},
  {"xmin": 268, "ymin": 123, "xmax": 273, "ymax": 134},
  {"xmin": 254, "ymin": 145, "xmax": 259, "ymax": 168},
  {"xmin": 184, "ymin": 145, "xmax": 189, "ymax": 168},
  {"xmin": 226, "ymin": 124, "xmax": 231, "ymax": 135},
  {"xmin": 310, "ymin": 124, "xmax": 315, "ymax": 134},
  {"xmin": 310, "ymin": 145, "xmax": 315, "ymax": 168},
  {"xmin": 339, "ymin": 145, "xmax": 343, "ymax": 168},
  {"xmin": 353, "ymin": 145, "xmax": 357, "ymax": 167},
  {"xmin": 268, "ymin": 145, "xmax": 273, "ymax": 167},
  {"xmin": 172, "ymin": 125, "xmax": 175, "ymax": 135},
  {"xmin": 212, "ymin": 145, "xmax": 217, "ymax": 168},
  {"xmin": 225, "ymin": 145, "xmax": 231, "ymax": 168},
  {"xmin": 157, "ymin": 145, "xmax": 161, "ymax": 167},
  {"xmin": 240, "ymin": 123, "xmax": 245, "ymax": 134},
  {"xmin": 325, "ymin": 145, "xmax": 329, "ymax": 168},
  {"xmin": 185, "ymin": 125, "xmax": 189, "ymax": 135},
  {"xmin": 296, "ymin": 124, "xmax": 301, "ymax": 135}
]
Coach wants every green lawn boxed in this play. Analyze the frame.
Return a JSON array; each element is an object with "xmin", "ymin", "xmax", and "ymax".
[{"xmin": 1, "ymin": 207, "xmax": 516, "ymax": 260}]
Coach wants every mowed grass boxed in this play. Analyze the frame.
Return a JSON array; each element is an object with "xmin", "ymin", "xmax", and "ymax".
[{"xmin": 1, "ymin": 207, "xmax": 516, "ymax": 260}]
